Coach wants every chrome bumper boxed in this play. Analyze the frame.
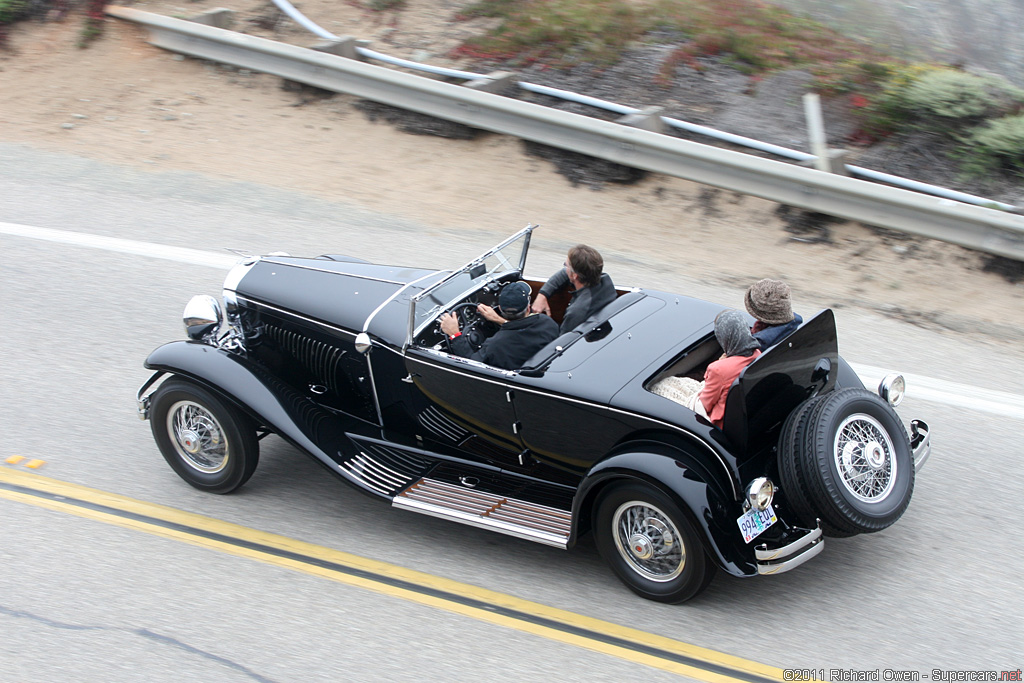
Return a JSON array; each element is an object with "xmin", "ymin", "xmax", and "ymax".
[
  {"xmin": 911, "ymin": 419, "xmax": 931, "ymax": 471},
  {"xmin": 756, "ymin": 524, "xmax": 824, "ymax": 575}
]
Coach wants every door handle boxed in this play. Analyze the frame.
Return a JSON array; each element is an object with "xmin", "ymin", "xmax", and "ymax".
[{"xmin": 401, "ymin": 373, "xmax": 420, "ymax": 384}]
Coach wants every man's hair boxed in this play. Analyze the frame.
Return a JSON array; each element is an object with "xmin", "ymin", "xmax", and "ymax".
[{"xmin": 568, "ymin": 244, "xmax": 603, "ymax": 287}]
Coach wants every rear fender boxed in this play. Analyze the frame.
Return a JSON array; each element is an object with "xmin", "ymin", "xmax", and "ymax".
[
  {"xmin": 575, "ymin": 445, "xmax": 756, "ymax": 577},
  {"xmin": 143, "ymin": 341, "xmax": 365, "ymax": 487}
]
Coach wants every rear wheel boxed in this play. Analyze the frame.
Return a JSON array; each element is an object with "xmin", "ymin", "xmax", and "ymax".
[
  {"xmin": 149, "ymin": 379, "xmax": 259, "ymax": 494},
  {"xmin": 594, "ymin": 482, "xmax": 715, "ymax": 603}
]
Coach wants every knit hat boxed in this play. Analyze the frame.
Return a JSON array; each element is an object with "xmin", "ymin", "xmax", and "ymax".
[
  {"xmin": 498, "ymin": 281, "xmax": 532, "ymax": 317},
  {"xmin": 744, "ymin": 279, "xmax": 794, "ymax": 325}
]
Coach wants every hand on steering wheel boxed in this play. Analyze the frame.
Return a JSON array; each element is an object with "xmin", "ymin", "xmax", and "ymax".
[{"xmin": 440, "ymin": 302, "xmax": 482, "ymax": 353}]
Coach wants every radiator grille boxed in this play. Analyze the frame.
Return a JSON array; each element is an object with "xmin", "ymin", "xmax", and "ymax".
[{"xmin": 264, "ymin": 324, "xmax": 347, "ymax": 393}]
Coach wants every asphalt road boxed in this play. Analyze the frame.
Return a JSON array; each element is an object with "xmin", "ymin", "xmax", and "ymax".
[{"xmin": 2, "ymin": 143, "xmax": 1022, "ymax": 681}]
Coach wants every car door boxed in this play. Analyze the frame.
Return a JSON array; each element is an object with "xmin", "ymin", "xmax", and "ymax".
[{"xmin": 401, "ymin": 347, "xmax": 525, "ymax": 468}]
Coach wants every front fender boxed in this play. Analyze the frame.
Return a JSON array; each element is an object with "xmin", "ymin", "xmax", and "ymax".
[
  {"xmin": 142, "ymin": 341, "xmax": 367, "ymax": 489},
  {"xmin": 574, "ymin": 445, "xmax": 756, "ymax": 577}
]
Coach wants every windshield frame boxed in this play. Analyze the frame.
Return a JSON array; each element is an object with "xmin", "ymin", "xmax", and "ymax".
[{"xmin": 405, "ymin": 224, "xmax": 535, "ymax": 349}]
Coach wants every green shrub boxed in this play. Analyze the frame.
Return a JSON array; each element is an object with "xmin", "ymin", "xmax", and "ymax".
[
  {"xmin": 0, "ymin": 0, "xmax": 28, "ymax": 24},
  {"xmin": 963, "ymin": 114, "xmax": 1024, "ymax": 175},
  {"xmin": 871, "ymin": 67, "xmax": 1024, "ymax": 133},
  {"xmin": 906, "ymin": 70, "xmax": 1022, "ymax": 118},
  {"xmin": 366, "ymin": 0, "xmax": 406, "ymax": 10}
]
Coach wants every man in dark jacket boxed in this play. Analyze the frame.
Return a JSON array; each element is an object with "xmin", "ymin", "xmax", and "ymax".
[
  {"xmin": 439, "ymin": 281, "xmax": 559, "ymax": 370},
  {"xmin": 531, "ymin": 244, "xmax": 616, "ymax": 333}
]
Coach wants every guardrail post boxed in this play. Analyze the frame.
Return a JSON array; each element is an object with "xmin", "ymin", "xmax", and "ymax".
[
  {"xmin": 463, "ymin": 71, "xmax": 515, "ymax": 94},
  {"xmin": 802, "ymin": 93, "xmax": 848, "ymax": 175},
  {"xmin": 617, "ymin": 106, "xmax": 665, "ymax": 134},
  {"xmin": 188, "ymin": 8, "xmax": 235, "ymax": 29},
  {"xmin": 313, "ymin": 37, "xmax": 363, "ymax": 61}
]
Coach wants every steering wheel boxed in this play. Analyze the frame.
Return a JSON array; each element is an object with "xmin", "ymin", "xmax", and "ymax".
[{"xmin": 442, "ymin": 302, "xmax": 484, "ymax": 353}]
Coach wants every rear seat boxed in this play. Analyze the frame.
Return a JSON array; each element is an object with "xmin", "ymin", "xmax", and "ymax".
[{"xmin": 518, "ymin": 290, "xmax": 646, "ymax": 374}]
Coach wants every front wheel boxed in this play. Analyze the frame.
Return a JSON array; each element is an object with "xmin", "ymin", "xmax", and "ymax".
[
  {"xmin": 594, "ymin": 482, "xmax": 716, "ymax": 603},
  {"xmin": 149, "ymin": 378, "xmax": 259, "ymax": 494}
]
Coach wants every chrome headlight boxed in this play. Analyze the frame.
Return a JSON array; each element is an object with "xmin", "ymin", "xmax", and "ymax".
[
  {"xmin": 878, "ymin": 373, "xmax": 906, "ymax": 407},
  {"xmin": 183, "ymin": 295, "xmax": 223, "ymax": 340},
  {"xmin": 746, "ymin": 477, "xmax": 775, "ymax": 511}
]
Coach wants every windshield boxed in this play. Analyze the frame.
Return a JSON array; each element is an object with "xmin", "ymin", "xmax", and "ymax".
[{"xmin": 409, "ymin": 225, "xmax": 534, "ymax": 340}]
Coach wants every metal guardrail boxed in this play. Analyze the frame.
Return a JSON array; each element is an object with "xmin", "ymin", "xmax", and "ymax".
[{"xmin": 107, "ymin": 6, "xmax": 1024, "ymax": 261}]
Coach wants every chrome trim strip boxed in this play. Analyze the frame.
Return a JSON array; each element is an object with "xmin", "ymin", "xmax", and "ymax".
[
  {"xmin": 364, "ymin": 269, "xmax": 442, "ymax": 333},
  {"xmin": 236, "ymin": 296, "xmax": 358, "ymax": 338},
  {"xmin": 341, "ymin": 463, "xmax": 392, "ymax": 494},
  {"xmin": 755, "ymin": 525, "xmax": 822, "ymax": 561},
  {"xmin": 403, "ymin": 354, "xmax": 738, "ymax": 497},
  {"xmin": 911, "ymin": 419, "xmax": 931, "ymax": 471},
  {"xmin": 260, "ymin": 258, "xmax": 406, "ymax": 285},
  {"xmin": 393, "ymin": 497, "xmax": 569, "ymax": 548},
  {"xmin": 222, "ymin": 257, "xmax": 258, "ymax": 293},
  {"xmin": 756, "ymin": 535, "xmax": 825, "ymax": 575},
  {"xmin": 418, "ymin": 407, "xmax": 466, "ymax": 441}
]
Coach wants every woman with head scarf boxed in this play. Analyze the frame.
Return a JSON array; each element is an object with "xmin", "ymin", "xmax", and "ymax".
[
  {"xmin": 651, "ymin": 309, "xmax": 761, "ymax": 429},
  {"xmin": 696, "ymin": 309, "xmax": 761, "ymax": 428}
]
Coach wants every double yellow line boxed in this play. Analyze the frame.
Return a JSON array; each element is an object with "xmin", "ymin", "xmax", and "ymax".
[{"xmin": 0, "ymin": 467, "xmax": 782, "ymax": 682}]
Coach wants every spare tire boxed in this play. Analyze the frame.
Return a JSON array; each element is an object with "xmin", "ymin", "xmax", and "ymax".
[
  {"xmin": 798, "ymin": 388, "xmax": 914, "ymax": 535},
  {"xmin": 776, "ymin": 394, "xmax": 826, "ymax": 530}
]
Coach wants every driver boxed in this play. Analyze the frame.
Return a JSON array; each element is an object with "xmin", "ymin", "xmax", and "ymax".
[{"xmin": 439, "ymin": 281, "xmax": 559, "ymax": 370}]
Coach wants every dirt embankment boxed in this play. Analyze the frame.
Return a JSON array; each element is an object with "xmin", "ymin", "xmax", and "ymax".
[{"xmin": 0, "ymin": 1, "xmax": 1021, "ymax": 341}]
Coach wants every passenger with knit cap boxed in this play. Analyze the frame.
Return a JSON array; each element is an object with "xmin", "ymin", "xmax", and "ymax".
[
  {"xmin": 440, "ymin": 281, "xmax": 559, "ymax": 370},
  {"xmin": 745, "ymin": 278, "xmax": 803, "ymax": 349},
  {"xmin": 651, "ymin": 309, "xmax": 761, "ymax": 429}
]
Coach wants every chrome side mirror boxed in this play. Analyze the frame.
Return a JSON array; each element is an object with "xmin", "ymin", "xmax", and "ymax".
[
  {"xmin": 354, "ymin": 332, "xmax": 372, "ymax": 354},
  {"xmin": 183, "ymin": 295, "xmax": 223, "ymax": 340}
]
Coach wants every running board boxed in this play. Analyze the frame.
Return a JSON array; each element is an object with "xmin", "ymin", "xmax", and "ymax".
[{"xmin": 393, "ymin": 478, "xmax": 572, "ymax": 548}]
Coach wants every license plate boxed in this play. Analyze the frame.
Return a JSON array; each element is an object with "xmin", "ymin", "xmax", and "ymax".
[{"xmin": 737, "ymin": 504, "xmax": 777, "ymax": 543}]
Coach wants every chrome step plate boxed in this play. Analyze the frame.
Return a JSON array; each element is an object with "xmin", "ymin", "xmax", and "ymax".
[{"xmin": 393, "ymin": 478, "xmax": 572, "ymax": 548}]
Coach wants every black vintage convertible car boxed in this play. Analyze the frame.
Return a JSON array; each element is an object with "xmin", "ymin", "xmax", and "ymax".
[{"xmin": 138, "ymin": 226, "xmax": 931, "ymax": 603}]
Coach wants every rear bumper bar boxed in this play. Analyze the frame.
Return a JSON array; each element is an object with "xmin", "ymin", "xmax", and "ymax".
[{"xmin": 755, "ymin": 524, "xmax": 824, "ymax": 575}]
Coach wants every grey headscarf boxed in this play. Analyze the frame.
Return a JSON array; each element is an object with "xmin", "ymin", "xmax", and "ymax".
[{"xmin": 715, "ymin": 309, "xmax": 760, "ymax": 358}]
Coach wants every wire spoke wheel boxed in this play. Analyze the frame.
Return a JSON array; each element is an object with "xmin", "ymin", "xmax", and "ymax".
[
  {"xmin": 783, "ymin": 388, "xmax": 914, "ymax": 536},
  {"xmin": 594, "ymin": 482, "xmax": 714, "ymax": 603},
  {"xmin": 612, "ymin": 501, "xmax": 685, "ymax": 582},
  {"xmin": 167, "ymin": 400, "xmax": 229, "ymax": 473},
  {"xmin": 150, "ymin": 379, "xmax": 259, "ymax": 494},
  {"xmin": 834, "ymin": 413, "xmax": 896, "ymax": 503}
]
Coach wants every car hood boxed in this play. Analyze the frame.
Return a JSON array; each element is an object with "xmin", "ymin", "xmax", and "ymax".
[{"xmin": 229, "ymin": 255, "xmax": 444, "ymax": 341}]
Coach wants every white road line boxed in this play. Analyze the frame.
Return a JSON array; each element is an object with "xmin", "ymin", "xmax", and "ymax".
[
  {"xmin": 851, "ymin": 364, "xmax": 1024, "ymax": 421},
  {"xmin": 0, "ymin": 221, "xmax": 239, "ymax": 269},
  {"xmin": 5, "ymin": 221, "xmax": 1024, "ymax": 420}
]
